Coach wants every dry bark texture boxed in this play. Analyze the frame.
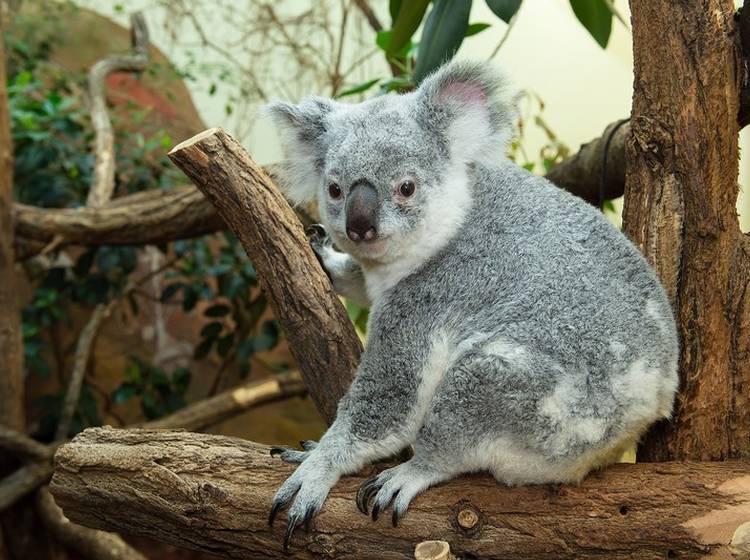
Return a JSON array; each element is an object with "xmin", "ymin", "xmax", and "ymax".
[
  {"xmin": 14, "ymin": 184, "xmax": 224, "ymax": 248},
  {"xmin": 624, "ymin": 0, "xmax": 750, "ymax": 460},
  {"xmin": 0, "ymin": 2, "xmax": 23, "ymax": 436},
  {"xmin": 51, "ymin": 427, "xmax": 750, "ymax": 560},
  {"xmin": 168, "ymin": 128, "xmax": 362, "ymax": 423}
]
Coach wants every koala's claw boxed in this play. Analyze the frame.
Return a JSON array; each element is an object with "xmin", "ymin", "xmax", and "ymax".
[
  {"xmin": 305, "ymin": 223, "xmax": 328, "ymax": 241},
  {"xmin": 356, "ymin": 461, "xmax": 440, "ymax": 526},
  {"xmin": 300, "ymin": 440, "xmax": 318, "ymax": 451},
  {"xmin": 269, "ymin": 444, "xmax": 312, "ymax": 464},
  {"xmin": 355, "ymin": 474, "xmax": 381, "ymax": 515}
]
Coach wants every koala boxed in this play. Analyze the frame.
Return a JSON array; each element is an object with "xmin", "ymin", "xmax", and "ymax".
[{"xmin": 265, "ymin": 60, "xmax": 679, "ymax": 549}]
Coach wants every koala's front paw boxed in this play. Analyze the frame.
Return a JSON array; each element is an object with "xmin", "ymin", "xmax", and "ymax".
[
  {"xmin": 306, "ymin": 224, "xmax": 333, "ymax": 279},
  {"xmin": 269, "ymin": 440, "xmax": 318, "ymax": 464},
  {"xmin": 268, "ymin": 452, "xmax": 336, "ymax": 551},
  {"xmin": 356, "ymin": 460, "xmax": 443, "ymax": 527}
]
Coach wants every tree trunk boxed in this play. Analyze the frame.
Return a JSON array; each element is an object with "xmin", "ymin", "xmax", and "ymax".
[
  {"xmin": 624, "ymin": 0, "xmax": 750, "ymax": 460},
  {"xmin": 0, "ymin": 10, "xmax": 61, "ymax": 558},
  {"xmin": 168, "ymin": 128, "xmax": 362, "ymax": 424},
  {"xmin": 51, "ymin": 427, "xmax": 750, "ymax": 560}
]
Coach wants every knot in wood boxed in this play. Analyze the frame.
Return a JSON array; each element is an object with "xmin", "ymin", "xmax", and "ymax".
[{"xmin": 457, "ymin": 508, "xmax": 479, "ymax": 529}]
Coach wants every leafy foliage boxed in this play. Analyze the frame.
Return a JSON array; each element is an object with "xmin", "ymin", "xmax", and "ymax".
[
  {"xmin": 569, "ymin": 0, "xmax": 613, "ymax": 49},
  {"xmin": 112, "ymin": 358, "xmax": 191, "ymax": 420},
  {"xmin": 9, "ymin": 2, "xmax": 282, "ymax": 439},
  {"xmin": 414, "ymin": 0, "xmax": 473, "ymax": 83}
]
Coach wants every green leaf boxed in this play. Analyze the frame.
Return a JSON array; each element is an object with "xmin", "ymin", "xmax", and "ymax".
[
  {"xmin": 216, "ymin": 334, "xmax": 234, "ymax": 358},
  {"xmin": 389, "ymin": 0, "xmax": 403, "ymax": 23},
  {"xmin": 205, "ymin": 304, "xmax": 231, "ymax": 317},
  {"xmin": 112, "ymin": 384, "xmax": 137, "ymax": 404},
  {"xmin": 193, "ymin": 337, "xmax": 214, "ymax": 360},
  {"xmin": 387, "ymin": 0, "xmax": 431, "ymax": 58},
  {"xmin": 414, "ymin": 0, "xmax": 472, "ymax": 84},
  {"xmin": 336, "ymin": 78, "xmax": 381, "ymax": 99},
  {"xmin": 465, "ymin": 22, "xmax": 491, "ymax": 37},
  {"xmin": 376, "ymin": 30, "xmax": 392, "ymax": 51},
  {"xmin": 569, "ymin": 0, "xmax": 612, "ymax": 48},
  {"xmin": 200, "ymin": 321, "xmax": 223, "ymax": 339},
  {"xmin": 160, "ymin": 282, "xmax": 185, "ymax": 303},
  {"xmin": 485, "ymin": 0, "xmax": 522, "ymax": 23}
]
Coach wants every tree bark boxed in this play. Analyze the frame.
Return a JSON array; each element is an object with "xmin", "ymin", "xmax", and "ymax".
[
  {"xmin": 168, "ymin": 128, "xmax": 362, "ymax": 424},
  {"xmin": 545, "ymin": 120, "xmax": 629, "ymax": 206},
  {"xmin": 624, "ymin": 0, "xmax": 750, "ymax": 460},
  {"xmin": 0, "ymin": 9, "xmax": 54, "ymax": 558},
  {"xmin": 86, "ymin": 13, "xmax": 149, "ymax": 208},
  {"xmin": 51, "ymin": 427, "xmax": 750, "ymax": 560},
  {"xmin": 0, "ymin": 0, "xmax": 23, "ymax": 437},
  {"xmin": 13, "ymin": 184, "xmax": 224, "ymax": 249}
]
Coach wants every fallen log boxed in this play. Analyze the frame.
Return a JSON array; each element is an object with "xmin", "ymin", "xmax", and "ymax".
[
  {"xmin": 168, "ymin": 128, "xmax": 362, "ymax": 423},
  {"xmin": 51, "ymin": 427, "xmax": 750, "ymax": 560}
]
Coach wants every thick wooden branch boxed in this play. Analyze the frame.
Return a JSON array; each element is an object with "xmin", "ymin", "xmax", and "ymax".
[
  {"xmin": 168, "ymin": 128, "xmax": 362, "ymax": 423},
  {"xmin": 14, "ymin": 185, "xmax": 223, "ymax": 250},
  {"xmin": 138, "ymin": 370, "xmax": 306, "ymax": 430},
  {"xmin": 0, "ymin": 373, "xmax": 305, "ymax": 514},
  {"xmin": 51, "ymin": 428, "xmax": 750, "ymax": 559},
  {"xmin": 545, "ymin": 120, "xmax": 629, "ymax": 206}
]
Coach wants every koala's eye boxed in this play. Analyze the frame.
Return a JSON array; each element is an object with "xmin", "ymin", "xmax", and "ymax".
[
  {"xmin": 328, "ymin": 183, "xmax": 342, "ymax": 200},
  {"xmin": 398, "ymin": 180, "xmax": 416, "ymax": 198}
]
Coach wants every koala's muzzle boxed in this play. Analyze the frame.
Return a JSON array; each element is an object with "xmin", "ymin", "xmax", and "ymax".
[{"xmin": 346, "ymin": 181, "xmax": 378, "ymax": 241}]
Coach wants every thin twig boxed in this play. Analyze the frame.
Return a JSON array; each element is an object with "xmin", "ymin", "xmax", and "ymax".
[
  {"xmin": 489, "ymin": 14, "xmax": 519, "ymax": 60},
  {"xmin": 86, "ymin": 13, "xmax": 149, "ymax": 207},
  {"xmin": 54, "ymin": 303, "xmax": 111, "ymax": 441},
  {"xmin": 352, "ymin": 0, "xmax": 382, "ymax": 31},
  {"xmin": 36, "ymin": 487, "xmax": 148, "ymax": 560},
  {"xmin": 0, "ymin": 462, "xmax": 52, "ymax": 512}
]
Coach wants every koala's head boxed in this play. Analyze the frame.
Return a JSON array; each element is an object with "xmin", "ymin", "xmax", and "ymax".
[{"xmin": 266, "ymin": 60, "xmax": 515, "ymax": 265}]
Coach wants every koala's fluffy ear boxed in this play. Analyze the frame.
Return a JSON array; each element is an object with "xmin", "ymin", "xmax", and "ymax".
[
  {"xmin": 264, "ymin": 97, "xmax": 336, "ymax": 206},
  {"xmin": 414, "ymin": 60, "xmax": 516, "ymax": 164}
]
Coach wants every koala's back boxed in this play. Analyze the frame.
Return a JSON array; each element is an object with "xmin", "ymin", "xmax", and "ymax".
[{"xmin": 374, "ymin": 161, "xmax": 679, "ymax": 481}]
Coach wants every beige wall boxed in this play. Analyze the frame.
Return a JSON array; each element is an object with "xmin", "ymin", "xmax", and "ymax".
[{"xmin": 78, "ymin": 0, "xmax": 750, "ymax": 229}]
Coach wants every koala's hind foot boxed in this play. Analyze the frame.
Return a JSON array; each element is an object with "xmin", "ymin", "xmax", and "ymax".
[
  {"xmin": 269, "ymin": 440, "xmax": 318, "ymax": 464},
  {"xmin": 356, "ymin": 459, "xmax": 452, "ymax": 526}
]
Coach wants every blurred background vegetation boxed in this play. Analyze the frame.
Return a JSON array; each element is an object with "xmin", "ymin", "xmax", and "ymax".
[{"xmin": 9, "ymin": 0, "xmax": 632, "ymax": 448}]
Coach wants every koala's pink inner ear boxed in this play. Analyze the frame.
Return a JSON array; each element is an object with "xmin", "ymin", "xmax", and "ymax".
[{"xmin": 436, "ymin": 81, "xmax": 488, "ymax": 107}]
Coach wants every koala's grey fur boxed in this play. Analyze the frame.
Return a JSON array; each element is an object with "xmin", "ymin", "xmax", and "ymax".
[{"xmin": 265, "ymin": 60, "xmax": 679, "ymax": 546}]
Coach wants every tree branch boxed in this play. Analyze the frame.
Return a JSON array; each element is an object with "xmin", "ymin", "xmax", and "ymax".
[
  {"xmin": 0, "ymin": 426, "xmax": 52, "ymax": 460},
  {"xmin": 86, "ymin": 12, "xmax": 149, "ymax": 207},
  {"xmin": 51, "ymin": 427, "xmax": 750, "ymax": 559},
  {"xmin": 54, "ymin": 303, "xmax": 111, "ymax": 441},
  {"xmin": 14, "ymin": 184, "xmax": 223, "ymax": 251},
  {"xmin": 36, "ymin": 487, "xmax": 147, "ymax": 560},
  {"xmin": 168, "ymin": 128, "xmax": 362, "ymax": 424},
  {"xmin": 545, "ymin": 119, "xmax": 629, "ymax": 206},
  {"xmin": 137, "ymin": 370, "xmax": 306, "ymax": 430},
  {"xmin": 0, "ymin": 371, "xmax": 305, "ymax": 513},
  {"xmin": 0, "ymin": 462, "xmax": 52, "ymax": 512}
]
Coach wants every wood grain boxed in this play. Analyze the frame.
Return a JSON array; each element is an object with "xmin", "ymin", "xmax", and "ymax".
[{"xmin": 51, "ymin": 427, "xmax": 750, "ymax": 560}]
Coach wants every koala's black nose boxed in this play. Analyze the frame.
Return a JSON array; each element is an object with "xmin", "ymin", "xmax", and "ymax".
[{"xmin": 346, "ymin": 181, "xmax": 378, "ymax": 242}]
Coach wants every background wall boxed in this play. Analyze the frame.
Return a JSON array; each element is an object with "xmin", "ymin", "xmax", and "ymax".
[{"xmin": 75, "ymin": 0, "xmax": 750, "ymax": 229}]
